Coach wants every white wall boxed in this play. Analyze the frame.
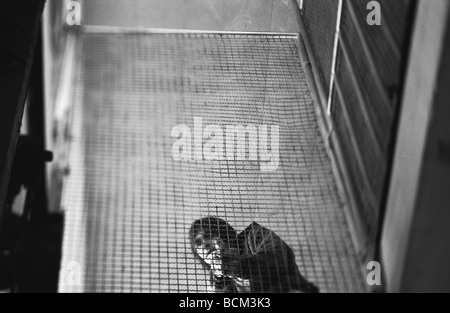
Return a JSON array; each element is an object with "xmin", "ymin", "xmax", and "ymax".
[{"xmin": 381, "ymin": 0, "xmax": 450, "ymax": 292}]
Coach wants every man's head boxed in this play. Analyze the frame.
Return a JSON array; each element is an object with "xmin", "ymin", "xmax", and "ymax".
[{"xmin": 189, "ymin": 217, "xmax": 239, "ymax": 281}]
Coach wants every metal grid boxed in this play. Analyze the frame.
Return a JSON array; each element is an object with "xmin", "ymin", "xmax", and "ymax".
[
  {"xmin": 350, "ymin": 0, "xmax": 412, "ymax": 93},
  {"xmin": 331, "ymin": 88, "xmax": 378, "ymax": 237},
  {"xmin": 340, "ymin": 1, "xmax": 394, "ymax": 151},
  {"xmin": 302, "ymin": 0, "xmax": 339, "ymax": 91},
  {"xmin": 332, "ymin": 0, "xmax": 415, "ymax": 242},
  {"xmin": 335, "ymin": 52, "xmax": 386, "ymax": 215},
  {"xmin": 58, "ymin": 31, "xmax": 366, "ymax": 293}
]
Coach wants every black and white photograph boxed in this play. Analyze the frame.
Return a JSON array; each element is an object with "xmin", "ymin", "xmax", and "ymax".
[{"xmin": 0, "ymin": 0, "xmax": 449, "ymax": 297}]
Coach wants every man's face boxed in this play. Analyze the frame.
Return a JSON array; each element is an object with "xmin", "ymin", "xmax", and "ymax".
[{"xmin": 195, "ymin": 238, "xmax": 224, "ymax": 279}]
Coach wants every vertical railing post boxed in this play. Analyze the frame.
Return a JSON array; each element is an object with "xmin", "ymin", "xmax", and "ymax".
[{"xmin": 327, "ymin": 0, "xmax": 344, "ymax": 115}]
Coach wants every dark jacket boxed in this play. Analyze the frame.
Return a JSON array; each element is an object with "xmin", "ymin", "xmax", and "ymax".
[{"xmin": 236, "ymin": 222, "xmax": 319, "ymax": 293}]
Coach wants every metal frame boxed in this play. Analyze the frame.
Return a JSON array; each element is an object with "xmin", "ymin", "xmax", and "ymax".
[
  {"xmin": 295, "ymin": 0, "xmax": 418, "ymax": 261},
  {"xmin": 81, "ymin": 25, "xmax": 300, "ymax": 37}
]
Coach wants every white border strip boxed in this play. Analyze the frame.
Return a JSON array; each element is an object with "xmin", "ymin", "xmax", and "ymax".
[{"xmin": 81, "ymin": 25, "xmax": 299, "ymax": 37}]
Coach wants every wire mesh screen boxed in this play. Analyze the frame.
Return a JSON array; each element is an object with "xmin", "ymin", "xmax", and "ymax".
[
  {"xmin": 350, "ymin": 0, "xmax": 410, "ymax": 99},
  {"xmin": 378, "ymin": 0, "xmax": 414, "ymax": 49},
  {"xmin": 58, "ymin": 31, "xmax": 366, "ymax": 293},
  {"xmin": 301, "ymin": 0, "xmax": 339, "ymax": 91},
  {"xmin": 331, "ymin": 86, "xmax": 378, "ymax": 237},
  {"xmin": 334, "ymin": 51, "xmax": 386, "ymax": 231},
  {"xmin": 331, "ymin": 0, "xmax": 414, "ymax": 242}
]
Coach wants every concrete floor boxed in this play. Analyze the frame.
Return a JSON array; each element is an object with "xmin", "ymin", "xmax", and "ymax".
[{"xmin": 81, "ymin": 0, "xmax": 300, "ymax": 32}]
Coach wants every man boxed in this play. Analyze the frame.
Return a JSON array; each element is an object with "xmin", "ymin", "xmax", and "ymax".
[{"xmin": 190, "ymin": 216, "xmax": 319, "ymax": 293}]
